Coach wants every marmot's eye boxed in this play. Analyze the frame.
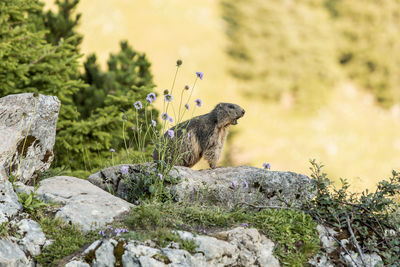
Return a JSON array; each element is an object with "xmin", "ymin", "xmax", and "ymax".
[{"xmin": 228, "ymin": 105, "xmax": 235, "ymax": 109}]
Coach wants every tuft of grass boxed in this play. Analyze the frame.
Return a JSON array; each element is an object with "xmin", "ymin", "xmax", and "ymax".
[
  {"xmin": 124, "ymin": 200, "xmax": 320, "ymax": 266},
  {"xmin": 34, "ymin": 212, "xmax": 98, "ymax": 266}
]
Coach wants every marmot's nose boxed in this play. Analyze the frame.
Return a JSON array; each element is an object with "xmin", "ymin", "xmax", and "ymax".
[{"xmin": 241, "ymin": 109, "xmax": 245, "ymax": 116}]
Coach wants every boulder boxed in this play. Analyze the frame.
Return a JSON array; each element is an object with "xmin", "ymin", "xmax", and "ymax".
[
  {"xmin": 0, "ymin": 93, "xmax": 60, "ymax": 184},
  {"xmin": 67, "ymin": 227, "xmax": 280, "ymax": 267},
  {"xmin": 35, "ymin": 176, "xmax": 133, "ymax": 232},
  {"xmin": 0, "ymin": 179, "xmax": 23, "ymax": 224},
  {"xmin": 17, "ymin": 219, "xmax": 46, "ymax": 256},
  {"xmin": 88, "ymin": 164, "xmax": 314, "ymax": 208},
  {"xmin": 0, "ymin": 239, "xmax": 32, "ymax": 267}
]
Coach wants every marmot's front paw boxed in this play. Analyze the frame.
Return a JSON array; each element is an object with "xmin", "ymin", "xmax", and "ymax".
[{"xmin": 209, "ymin": 163, "xmax": 217, "ymax": 169}]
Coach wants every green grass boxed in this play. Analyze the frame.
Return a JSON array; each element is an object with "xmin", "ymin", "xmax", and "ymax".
[
  {"xmin": 34, "ymin": 213, "xmax": 98, "ymax": 266},
  {"xmin": 124, "ymin": 200, "xmax": 320, "ymax": 266}
]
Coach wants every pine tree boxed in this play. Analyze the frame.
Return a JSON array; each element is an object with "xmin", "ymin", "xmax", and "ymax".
[
  {"xmin": 0, "ymin": 0, "xmax": 84, "ymax": 128},
  {"xmin": 1, "ymin": 0, "xmax": 158, "ymax": 175}
]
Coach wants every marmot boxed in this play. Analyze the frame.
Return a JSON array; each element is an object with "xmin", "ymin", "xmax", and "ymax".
[{"xmin": 153, "ymin": 103, "xmax": 245, "ymax": 168}]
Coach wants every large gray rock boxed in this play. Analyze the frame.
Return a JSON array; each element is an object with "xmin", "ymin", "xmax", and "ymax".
[
  {"xmin": 0, "ymin": 179, "xmax": 23, "ymax": 224},
  {"xmin": 36, "ymin": 176, "xmax": 133, "ymax": 232},
  {"xmin": 71, "ymin": 227, "xmax": 280, "ymax": 267},
  {"xmin": 0, "ymin": 239, "xmax": 31, "ymax": 267},
  {"xmin": 88, "ymin": 164, "xmax": 314, "ymax": 208},
  {"xmin": 17, "ymin": 219, "xmax": 46, "ymax": 256},
  {"xmin": 0, "ymin": 93, "xmax": 60, "ymax": 184}
]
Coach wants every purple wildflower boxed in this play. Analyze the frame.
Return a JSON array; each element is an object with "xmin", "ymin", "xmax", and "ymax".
[
  {"xmin": 161, "ymin": 113, "xmax": 169, "ymax": 121},
  {"xmin": 196, "ymin": 71, "xmax": 204, "ymax": 80},
  {"xmin": 232, "ymin": 181, "xmax": 237, "ymax": 188},
  {"xmin": 185, "ymin": 103, "xmax": 189, "ymax": 110},
  {"xmin": 262, "ymin": 163, "xmax": 271, "ymax": 170},
  {"xmin": 151, "ymin": 120, "xmax": 157, "ymax": 127},
  {"xmin": 241, "ymin": 223, "xmax": 249, "ymax": 228},
  {"xmin": 98, "ymin": 230, "xmax": 105, "ymax": 236},
  {"xmin": 146, "ymin": 92, "xmax": 156, "ymax": 104},
  {"xmin": 134, "ymin": 101, "xmax": 143, "ymax": 110},
  {"xmin": 121, "ymin": 166, "xmax": 129, "ymax": 176},
  {"xmin": 158, "ymin": 173, "xmax": 163, "ymax": 180},
  {"xmin": 115, "ymin": 228, "xmax": 121, "ymax": 234},
  {"xmin": 164, "ymin": 94, "xmax": 173, "ymax": 103},
  {"xmin": 243, "ymin": 180, "xmax": 248, "ymax": 189},
  {"xmin": 187, "ymin": 132, "xmax": 191, "ymax": 139},
  {"xmin": 195, "ymin": 99, "xmax": 202, "ymax": 107},
  {"xmin": 167, "ymin": 130, "xmax": 174, "ymax": 138},
  {"xmin": 110, "ymin": 148, "xmax": 115, "ymax": 153},
  {"xmin": 168, "ymin": 116, "xmax": 173, "ymax": 123},
  {"xmin": 135, "ymin": 200, "xmax": 140, "ymax": 205}
]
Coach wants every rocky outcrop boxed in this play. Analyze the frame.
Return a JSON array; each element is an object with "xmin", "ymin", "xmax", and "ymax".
[
  {"xmin": 0, "ymin": 239, "xmax": 33, "ymax": 267},
  {"xmin": 66, "ymin": 227, "xmax": 280, "ymax": 267},
  {"xmin": 309, "ymin": 225, "xmax": 383, "ymax": 267},
  {"xmin": 88, "ymin": 164, "xmax": 314, "ymax": 208},
  {"xmin": 0, "ymin": 179, "xmax": 23, "ymax": 224},
  {"xmin": 0, "ymin": 93, "xmax": 60, "ymax": 184},
  {"xmin": 35, "ymin": 176, "xmax": 133, "ymax": 232}
]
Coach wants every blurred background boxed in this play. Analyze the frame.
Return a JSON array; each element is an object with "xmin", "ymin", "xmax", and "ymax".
[{"xmin": 39, "ymin": 0, "xmax": 400, "ymax": 191}]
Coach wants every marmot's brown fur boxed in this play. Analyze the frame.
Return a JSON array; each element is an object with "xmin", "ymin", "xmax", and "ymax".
[{"xmin": 153, "ymin": 103, "xmax": 245, "ymax": 168}]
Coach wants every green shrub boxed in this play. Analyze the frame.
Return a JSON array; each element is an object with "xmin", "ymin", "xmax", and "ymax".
[
  {"xmin": 124, "ymin": 201, "xmax": 320, "ymax": 266},
  {"xmin": 305, "ymin": 159, "xmax": 400, "ymax": 266}
]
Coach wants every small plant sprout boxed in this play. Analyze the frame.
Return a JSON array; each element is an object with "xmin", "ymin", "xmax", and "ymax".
[
  {"xmin": 262, "ymin": 162, "xmax": 271, "ymax": 170},
  {"xmin": 134, "ymin": 101, "xmax": 143, "ymax": 110}
]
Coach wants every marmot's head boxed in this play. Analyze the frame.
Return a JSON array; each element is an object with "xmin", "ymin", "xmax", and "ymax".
[{"xmin": 213, "ymin": 103, "xmax": 245, "ymax": 127}]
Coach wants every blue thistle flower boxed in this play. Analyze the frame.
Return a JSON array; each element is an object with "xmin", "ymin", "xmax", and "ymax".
[
  {"xmin": 134, "ymin": 101, "xmax": 143, "ymax": 110},
  {"xmin": 168, "ymin": 116, "xmax": 173, "ymax": 123},
  {"xmin": 164, "ymin": 94, "xmax": 173, "ymax": 103},
  {"xmin": 121, "ymin": 166, "xmax": 129, "ymax": 176},
  {"xmin": 110, "ymin": 148, "xmax": 115, "ymax": 153},
  {"xmin": 262, "ymin": 163, "xmax": 271, "ymax": 170},
  {"xmin": 146, "ymin": 92, "xmax": 156, "ymax": 103},
  {"xmin": 195, "ymin": 99, "xmax": 202, "ymax": 107},
  {"xmin": 231, "ymin": 181, "xmax": 237, "ymax": 188},
  {"xmin": 167, "ymin": 130, "xmax": 174, "ymax": 138},
  {"xmin": 161, "ymin": 113, "xmax": 169, "ymax": 121},
  {"xmin": 196, "ymin": 71, "xmax": 204, "ymax": 80}
]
